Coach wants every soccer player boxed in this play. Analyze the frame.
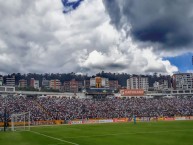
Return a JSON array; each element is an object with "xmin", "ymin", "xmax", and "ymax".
[{"xmin": 133, "ymin": 115, "xmax": 136, "ymax": 125}]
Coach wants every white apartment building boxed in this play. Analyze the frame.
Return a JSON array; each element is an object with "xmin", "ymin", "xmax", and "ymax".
[
  {"xmin": 42, "ymin": 78, "xmax": 50, "ymax": 89},
  {"xmin": 127, "ymin": 77, "xmax": 138, "ymax": 89},
  {"xmin": 0, "ymin": 77, "xmax": 3, "ymax": 86},
  {"xmin": 34, "ymin": 80, "xmax": 39, "ymax": 89},
  {"xmin": 172, "ymin": 73, "xmax": 193, "ymax": 90},
  {"xmin": 6, "ymin": 76, "xmax": 15, "ymax": 86},
  {"xmin": 127, "ymin": 76, "xmax": 149, "ymax": 91}
]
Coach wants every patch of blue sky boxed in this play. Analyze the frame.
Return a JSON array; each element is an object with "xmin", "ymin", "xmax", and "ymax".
[
  {"xmin": 163, "ymin": 52, "xmax": 193, "ymax": 72},
  {"xmin": 61, "ymin": 0, "xmax": 84, "ymax": 13}
]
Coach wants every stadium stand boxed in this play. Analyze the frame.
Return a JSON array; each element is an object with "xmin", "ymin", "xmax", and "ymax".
[{"xmin": 0, "ymin": 95, "xmax": 193, "ymax": 123}]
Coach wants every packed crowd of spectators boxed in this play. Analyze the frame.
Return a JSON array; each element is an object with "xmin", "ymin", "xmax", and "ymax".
[{"xmin": 0, "ymin": 95, "xmax": 193, "ymax": 121}]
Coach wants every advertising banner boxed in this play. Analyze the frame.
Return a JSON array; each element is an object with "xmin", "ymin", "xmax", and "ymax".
[
  {"xmin": 131, "ymin": 117, "xmax": 141, "ymax": 122},
  {"xmin": 54, "ymin": 120, "xmax": 64, "ymax": 125},
  {"xmin": 189, "ymin": 116, "xmax": 193, "ymax": 120},
  {"xmin": 83, "ymin": 120, "xmax": 99, "ymax": 124},
  {"xmin": 69, "ymin": 120, "xmax": 82, "ymax": 125},
  {"xmin": 120, "ymin": 89, "xmax": 144, "ymax": 96},
  {"xmin": 0, "ymin": 122, "xmax": 4, "ymax": 127},
  {"xmin": 113, "ymin": 118, "xmax": 128, "ymax": 123},
  {"xmin": 175, "ymin": 117, "xmax": 186, "ymax": 121},
  {"xmin": 136, "ymin": 117, "xmax": 142, "ymax": 121},
  {"xmin": 185, "ymin": 117, "xmax": 190, "ymax": 120},
  {"xmin": 164, "ymin": 117, "xmax": 174, "ymax": 121},
  {"xmin": 98, "ymin": 119, "xmax": 113, "ymax": 123},
  {"xmin": 32, "ymin": 120, "xmax": 54, "ymax": 125},
  {"xmin": 150, "ymin": 117, "xmax": 158, "ymax": 121},
  {"xmin": 141, "ymin": 117, "xmax": 151, "ymax": 122},
  {"xmin": 158, "ymin": 117, "xmax": 164, "ymax": 121}
]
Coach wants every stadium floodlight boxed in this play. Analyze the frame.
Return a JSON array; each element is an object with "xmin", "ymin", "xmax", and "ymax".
[{"xmin": 11, "ymin": 112, "xmax": 31, "ymax": 132}]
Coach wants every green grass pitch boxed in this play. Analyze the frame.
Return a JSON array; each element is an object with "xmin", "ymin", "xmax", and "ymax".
[{"xmin": 0, "ymin": 121, "xmax": 193, "ymax": 145}]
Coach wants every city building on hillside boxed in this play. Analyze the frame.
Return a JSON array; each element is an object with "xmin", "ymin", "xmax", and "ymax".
[
  {"xmin": 153, "ymin": 82, "xmax": 160, "ymax": 91},
  {"xmin": 42, "ymin": 78, "xmax": 50, "ymax": 89},
  {"xmin": 64, "ymin": 79, "xmax": 81, "ymax": 93},
  {"xmin": 172, "ymin": 73, "xmax": 193, "ymax": 90},
  {"xmin": 109, "ymin": 80, "xmax": 119, "ymax": 90},
  {"xmin": 84, "ymin": 79, "xmax": 90, "ymax": 89},
  {"xmin": 127, "ymin": 76, "xmax": 149, "ymax": 91},
  {"xmin": 30, "ymin": 78, "xmax": 39, "ymax": 90},
  {"xmin": 90, "ymin": 77, "xmax": 109, "ymax": 88},
  {"xmin": 19, "ymin": 79, "xmax": 27, "ymax": 88},
  {"xmin": 69, "ymin": 79, "xmax": 78, "ymax": 93},
  {"xmin": 78, "ymin": 81, "xmax": 83, "ymax": 91},
  {"xmin": 0, "ymin": 77, "xmax": 3, "ymax": 86},
  {"xmin": 49, "ymin": 79, "xmax": 61, "ymax": 90},
  {"xmin": 6, "ymin": 76, "xmax": 15, "ymax": 86},
  {"xmin": 0, "ymin": 86, "xmax": 15, "ymax": 92},
  {"xmin": 64, "ymin": 81, "xmax": 70, "ymax": 92},
  {"xmin": 153, "ymin": 80, "xmax": 169, "ymax": 91}
]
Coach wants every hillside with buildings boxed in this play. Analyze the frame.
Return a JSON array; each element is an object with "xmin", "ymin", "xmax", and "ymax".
[{"xmin": 0, "ymin": 72, "xmax": 192, "ymax": 95}]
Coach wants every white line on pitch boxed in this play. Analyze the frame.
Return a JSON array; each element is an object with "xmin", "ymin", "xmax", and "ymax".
[
  {"xmin": 48, "ymin": 143, "xmax": 65, "ymax": 145},
  {"xmin": 29, "ymin": 131, "xmax": 79, "ymax": 145}
]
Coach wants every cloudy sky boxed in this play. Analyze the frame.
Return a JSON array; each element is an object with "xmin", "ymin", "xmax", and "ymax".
[{"xmin": 0, "ymin": 0, "xmax": 193, "ymax": 75}]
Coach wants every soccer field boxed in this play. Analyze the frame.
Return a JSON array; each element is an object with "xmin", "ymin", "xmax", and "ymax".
[{"xmin": 0, "ymin": 121, "xmax": 193, "ymax": 145}]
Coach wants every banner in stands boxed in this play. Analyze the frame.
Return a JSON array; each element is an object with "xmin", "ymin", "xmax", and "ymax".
[
  {"xmin": 113, "ymin": 118, "xmax": 128, "ymax": 123},
  {"xmin": 83, "ymin": 120, "xmax": 99, "ymax": 124},
  {"xmin": 164, "ymin": 117, "xmax": 174, "ymax": 121},
  {"xmin": 69, "ymin": 120, "xmax": 82, "ymax": 125},
  {"xmin": 0, "ymin": 120, "xmax": 63, "ymax": 127},
  {"xmin": 1, "ymin": 116, "xmax": 193, "ymax": 127},
  {"xmin": 140, "ymin": 117, "xmax": 151, "ymax": 122},
  {"xmin": 0, "ymin": 122, "xmax": 4, "ymax": 127},
  {"xmin": 120, "ymin": 89, "xmax": 144, "ymax": 96},
  {"xmin": 32, "ymin": 120, "xmax": 55, "ymax": 125},
  {"xmin": 189, "ymin": 116, "xmax": 193, "ymax": 120},
  {"xmin": 54, "ymin": 120, "xmax": 64, "ymax": 125},
  {"xmin": 131, "ymin": 117, "xmax": 141, "ymax": 122},
  {"xmin": 98, "ymin": 119, "xmax": 113, "ymax": 123},
  {"xmin": 136, "ymin": 117, "xmax": 142, "ymax": 121},
  {"xmin": 175, "ymin": 117, "xmax": 186, "ymax": 121},
  {"xmin": 185, "ymin": 117, "xmax": 190, "ymax": 120},
  {"xmin": 158, "ymin": 117, "xmax": 164, "ymax": 121},
  {"xmin": 150, "ymin": 117, "xmax": 158, "ymax": 121}
]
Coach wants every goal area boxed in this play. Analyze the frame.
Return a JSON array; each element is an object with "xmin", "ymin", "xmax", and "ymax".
[{"xmin": 11, "ymin": 112, "xmax": 30, "ymax": 131}]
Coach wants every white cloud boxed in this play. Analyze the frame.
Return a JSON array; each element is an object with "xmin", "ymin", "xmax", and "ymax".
[
  {"xmin": 0, "ymin": 0, "xmax": 178, "ymax": 75},
  {"xmin": 77, "ymin": 31, "xmax": 178, "ymax": 75}
]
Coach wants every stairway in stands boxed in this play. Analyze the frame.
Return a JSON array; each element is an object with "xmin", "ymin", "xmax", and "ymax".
[{"xmin": 33, "ymin": 100, "xmax": 53, "ymax": 120}]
